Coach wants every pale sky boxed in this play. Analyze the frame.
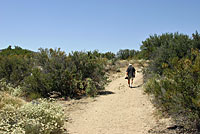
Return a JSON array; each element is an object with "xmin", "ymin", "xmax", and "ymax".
[{"xmin": 0, "ymin": 0, "xmax": 200, "ymax": 53}]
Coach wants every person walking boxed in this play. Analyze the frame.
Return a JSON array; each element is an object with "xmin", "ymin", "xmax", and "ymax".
[{"xmin": 126, "ymin": 63, "xmax": 136, "ymax": 88}]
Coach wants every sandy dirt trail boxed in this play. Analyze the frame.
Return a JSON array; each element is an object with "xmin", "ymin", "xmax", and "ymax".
[{"xmin": 65, "ymin": 68, "xmax": 158, "ymax": 134}]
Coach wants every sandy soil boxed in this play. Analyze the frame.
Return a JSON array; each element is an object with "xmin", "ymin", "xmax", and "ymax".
[{"xmin": 62, "ymin": 67, "xmax": 171, "ymax": 134}]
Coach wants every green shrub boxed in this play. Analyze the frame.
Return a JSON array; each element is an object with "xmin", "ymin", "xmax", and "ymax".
[
  {"xmin": 140, "ymin": 32, "xmax": 196, "ymax": 74},
  {"xmin": 24, "ymin": 68, "xmax": 53, "ymax": 97},
  {"xmin": 28, "ymin": 92, "xmax": 42, "ymax": 100},
  {"xmin": 117, "ymin": 49, "xmax": 139, "ymax": 60},
  {"xmin": 0, "ymin": 93, "xmax": 65, "ymax": 134},
  {"xmin": 101, "ymin": 51, "xmax": 116, "ymax": 60},
  {"xmin": 0, "ymin": 47, "xmax": 33, "ymax": 86},
  {"xmin": 0, "ymin": 46, "xmax": 111, "ymax": 98},
  {"xmin": 0, "ymin": 55, "xmax": 32, "ymax": 86},
  {"xmin": 24, "ymin": 48, "xmax": 108, "ymax": 98},
  {"xmin": 144, "ymin": 49, "xmax": 200, "ymax": 131},
  {"xmin": 19, "ymin": 99, "xmax": 65, "ymax": 134},
  {"xmin": 0, "ymin": 92, "xmax": 25, "ymax": 110},
  {"xmin": 0, "ymin": 79, "xmax": 24, "ymax": 97},
  {"xmin": 0, "ymin": 46, "xmax": 33, "ymax": 56},
  {"xmin": 142, "ymin": 31, "xmax": 200, "ymax": 132},
  {"xmin": 85, "ymin": 78, "xmax": 97, "ymax": 97}
]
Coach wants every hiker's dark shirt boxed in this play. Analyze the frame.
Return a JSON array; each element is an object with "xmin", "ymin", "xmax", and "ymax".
[{"xmin": 126, "ymin": 66, "xmax": 135, "ymax": 77}]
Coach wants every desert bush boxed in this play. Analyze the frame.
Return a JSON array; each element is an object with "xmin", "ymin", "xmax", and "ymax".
[
  {"xmin": 0, "ymin": 46, "xmax": 33, "ymax": 56},
  {"xmin": 24, "ymin": 48, "xmax": 108, "ymax": 98},
  {"xmin": 142, "ymin": 31, "xmax": 200, "ymax": 132},
  {"xmin": 0, "ymin": 46, "xmax": 33, "ymax": 86},
  {"xmin": 117, "ymin": 49, "xmax": 139, "ymax": 60},
  {"xmin": 0, "ymin": 46, "xmax": 112, "ymax": 98},
  {"xmin": 66, "ymin": 51, "xmax": 108, "ymax": 94},
  {"xmin": 19, "ymin": 99, "xmax": 65, "ymax": 134},
  {"xmin": 0, "ymin": 79, "xmax": 24, "ymax": 97},
  {"xmin": 144, "ymin": 49, "xmax": 200, "ymax": 131},
  {"xmin": 0, "ymin": 92, "xmax": 65, "ymax": 134},
  {"xmin": 24, "ymin": 48, "xmax": 77, "ymax": 97},
  {"xmin": 85, "ymin": 78, "xmax": 97, "ymax": 97},
  {"xmin": 0, "ymin": 92, "xmax": 25, "ymax": 110},
  {"xmin": 139, "ymin": 32, "xmax": 200, "ymax": 75},
  {"xmin": 101, "ymin": 51, "xmax": 116, "ymax": 60},
  {"xmin": 0, "ymin": 55, "xmax": 32, "ymax": 86}
]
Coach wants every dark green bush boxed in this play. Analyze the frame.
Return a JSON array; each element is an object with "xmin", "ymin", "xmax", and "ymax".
[
  {"xmin": 143, "ymin": 31, "xmax": 200, "ymax": 132},
  {"xmin": 24, "ymin": 48, "xmax": 108, "ymax": 98},
  {"xmin": 101, "ymin": 51, "xmax": 116, "ymax": 60},
  {"xmin": 0, "ymin": 45, "xmax": 33, "ymax": 56},
  {"xmin": 0, "ymin": 55, "xmax": 32, "ymax": 86},
  {"xmin": 145, "ymin": 51, "xmax": 200, "ymax": 129},
  {"xmin": 0, "ymin": 46, "xmax": 34, "ymax": 86},
  {"xmin": 0, "ymin": 46, "xmax": 111, "ymax": 98},
  {"xmin": 140, "ymin": 32, "xmax": 194, "ymax": 74},
  {"xmin": 117, "ymin": 49, "xmax": 139, "ymax": 60}
]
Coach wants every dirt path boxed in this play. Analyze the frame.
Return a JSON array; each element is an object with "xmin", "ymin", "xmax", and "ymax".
[{"xmin": 64, "ymin": 68, "xmax": 164, "ymax": 134}]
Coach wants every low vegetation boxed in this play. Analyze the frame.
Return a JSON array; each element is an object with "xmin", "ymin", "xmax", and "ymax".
[
  {"xmin": 0, "ymin": 47, "xmax": 119, "ymax": 98},
  {"xmin": 142, "ymin": 31, "xmax": 200, "ymax": 133},
  {"xmin": 117, "ymin": 49, "xmax": 141, "ymax": 60},
  {"xmin": 0, "ymin": 46, "xmax": 118, "ymax": 133},
  {"xmin": 1, "ymin": 31, "xmax": 200, "ymax": 133},
  {"xmin": 0, "ymin": 83, "xmax": 65, "ymax": 134}
]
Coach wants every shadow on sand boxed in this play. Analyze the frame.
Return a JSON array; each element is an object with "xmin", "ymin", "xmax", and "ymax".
[
  {"xmin": 98, "ymin": 91, "xmax": 115, "ymax": 96},
  {"xmin": 131, "ymin": 83, "xmax": 144, "ymax": 88}
]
